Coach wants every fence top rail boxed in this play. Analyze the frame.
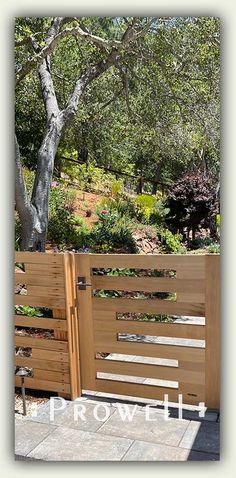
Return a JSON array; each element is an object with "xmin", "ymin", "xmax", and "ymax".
[
  {"xmin": 85, "ymin": 253, "xmax": 209, "ymax": 271},
  {"xmin": 15, "ymin": 251, "xmax": 64, "ymax": 264}
]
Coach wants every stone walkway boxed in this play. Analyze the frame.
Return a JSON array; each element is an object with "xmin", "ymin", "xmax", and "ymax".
[{"xmin": 15, "ymin": 391, "xmax": 219, "ymax": 461}]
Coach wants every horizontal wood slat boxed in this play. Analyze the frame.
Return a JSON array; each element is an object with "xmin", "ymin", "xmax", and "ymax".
[
  {"xmin": 32, "ymin": 349, "xmax": 69, "ymax": 363},
  {"xmin": 91, "ymin": 276, "xmax": 205, "ymax": 294},
  {"xmin": 176, "ymin": 292, "xmax": 205, "ymax": 303},
  {"xmin": 15, "ymin": 315, "xmax": 67, "ymax": 330},
  {"xmin": 15, "ymin": 335, "xmax": 68, "ymax": 351},
  {"xmin": 90, "ymin": 254, "xmax": 205, "ymax": 277},
  {"xmin": 94, "ymin": 333, "xmax": 205, "ymax": 362},
  {"xmin": 14, "ymin": 294, "xmax": 66, "ymax": 308},
  {"xmin": 93, "ymin": 298, "xmax": 205, "ymax": 317},
  {"xmin": 94, "ymin": 379, "xmax": 205, "ymax": 405},
  {"xmin": 27, "ymin": 286, "xmax": 65, "ymax": 298},
  {"xmin": 15, "ymin": 252, "xmax": 63, "ymax": 264},
  {"xmin": 25, "ymin": 263, "xmax": 64, "ymax": 274},
  {"xmin": 15, "ymin": 272, "xmax": 65, "ymax": 287},
  {"xmin": 95, "ymin": 359, "xmax": 205, "ymax": 385},
  {"xmin": 93, "ymin": 315, "xmax": 205, "ymax": 340},
  {"xmin": 33, "ymin": 368, "xmax": 70, "ymax": 383},
  {"xmin": 15, "ymin": 356, "xmax": 70, "ymax": 372},
  {"xmin": 15, "ymin": 376, "xmax": 70, "ymax": 393}
]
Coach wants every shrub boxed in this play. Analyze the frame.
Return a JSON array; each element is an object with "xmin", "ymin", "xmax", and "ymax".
[
  {"xmin": 165, "ymin": 171, "xmax": 216, "ymax": 236},
  {"xmin": 91, "ymin": 208, "xmax": 137, "ymax": 253},
  {"xmin": 135, "ymin": 194, "xmax": 156, "ymax": 222},
  {"xmin": 98, "ymin": 195, "xmax": 136, "ymax": 219},
  {"xmin": 47, "ymin": 185, "xmax": 86, "ymax": 247},
  {"xmin": 188, "ymin": 237, "xmax": 212, "ymax": 250},
  {"xmin": 159, "ymin": 229, "xmax": 186, "ymax": 254},
  {"xmin": 150, "ymin": 200, "xmax": 170, "ymax": 225}
]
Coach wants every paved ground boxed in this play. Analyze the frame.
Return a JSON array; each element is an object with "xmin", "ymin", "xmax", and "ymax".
[{"xmin": 15, "ymin": 391, "xmax": 220, "ymax": 461}]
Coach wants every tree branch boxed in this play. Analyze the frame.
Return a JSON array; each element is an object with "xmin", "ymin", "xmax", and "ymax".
[
  {"xmin": 16, "ymin": 23, "xmax": 121, "ymax": 84},
  {"xmin": 16, "ymin": 17, "xmax": 157, "ymax": 85},
  {"xmin": 62, "ymin": 19, "xmax": 155, "ymax": 122}
]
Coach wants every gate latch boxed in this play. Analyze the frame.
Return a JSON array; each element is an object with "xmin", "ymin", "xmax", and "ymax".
[{"xmin": 77, "ymin": 276, "xmax": 92, "ymax": 290}]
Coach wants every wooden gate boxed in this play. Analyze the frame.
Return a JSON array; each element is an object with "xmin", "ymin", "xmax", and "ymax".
[
  {"xmin": 14, "ymin": 252, "xmax": 220, "ymax": 407},
  {"xmin": 75, "ymin": 254, "xmax": 220, "ymax": 409}
]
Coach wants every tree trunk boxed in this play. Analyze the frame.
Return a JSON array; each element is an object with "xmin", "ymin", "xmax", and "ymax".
[
  {"xmin": 16, "ymin": 116, "xmax": 64, "ymax": 251},
  {"xmin": 152, "ymin": 160, "xmax": 164, "ymax": 195}
]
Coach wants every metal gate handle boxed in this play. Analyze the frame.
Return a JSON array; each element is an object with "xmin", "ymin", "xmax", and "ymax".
[{"xmin": 77, "ymin": 276, "xmax": 92, "ymax": 290}]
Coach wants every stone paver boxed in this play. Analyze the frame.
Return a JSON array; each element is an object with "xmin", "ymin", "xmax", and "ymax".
[
  {"xmin": 122, "ymin": 440, "xmax": 189, "ymax": 461},
  {"xmin": 179, "ymin": 420, "xmax": 220, "ymax": 454},
  {"xmin": 15, "ymin": 418, "xmax": 56, "ymax": 456},
  {"xmin": 97, "ymin": 408, "xmax": 189, "ymax": 446},
  {"xmin": 15, "ymin": 394, "xmax": 220, "ymax": 461},
  {"xmin": 31, "ymin": 398, "xmax": 116, "ymax": 432},
  {"xmin": 27, "ymin": 426, "xmax": 133, "ymax": 461}
]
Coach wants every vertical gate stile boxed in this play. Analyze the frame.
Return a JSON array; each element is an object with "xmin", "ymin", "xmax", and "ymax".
[
  {"xmin": 75, "ymin": 254, "xmax": 95, "ymax": 391},
  {"xmin": 53, "ymin": 254, "xmax": 69, "ymax": 398},
  {"xmin": 205, "ymin": 254, "xmax": 220, "ymax": 409}
]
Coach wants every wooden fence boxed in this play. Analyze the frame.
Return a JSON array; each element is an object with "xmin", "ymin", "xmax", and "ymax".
[
  {"xmin": 15, "ymin": 252, "xmax": 80, "ymax": 399},
  {"xmin": 15, "ymin": 252, "xmax": 220, "ymax": 409}
]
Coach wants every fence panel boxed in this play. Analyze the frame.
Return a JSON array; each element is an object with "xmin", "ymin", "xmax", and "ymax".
[{"xmin": 15, "ymin": 252, "xmax": 80, "ymax": 400}]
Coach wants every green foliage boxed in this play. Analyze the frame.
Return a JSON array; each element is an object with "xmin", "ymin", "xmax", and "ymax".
[
  {"xmin": 150, "ymin": 200, "xmax": 170, "ymax": 225},
  {"xmin": 15, "ymin": 215, "xmax": 22, "ymax": 251},
  {"xmin": 134, "ymin": 194, "xmax": 169, "ymax": 226},
  {"xmin": 216, "ymin": 214, "xmax": 220, "ymax": 236},
  {"xmin": 98, "ymin": 195, "xmax": 136, "ymax": 219},
  {"xmin": 47, "ymin": 184, "xmax": 88, "ymax": 247},
  {"xmin": 63, "ymin": 161, "xmax": 115, "ymax": 193},
  {"xmin": 111, "ymin": 178, "xmax": 124, "ymax": 197},
  {"xmin": 108, "ymin": 268, "xmax": 137, "ymax": 277},
  {"xmin": 135, "ymin": 194, "xmax": 156, "ymax": 222},
  {"xmin": 138, "ymin": 314, "xmax": 174, "ymax": 323},
  {"xmin": 23, "ymin": 169, "xmax": 35, "ymax": 196},
  {"xmin": 207, "ymin": 243, "xmax": 220, "ymax": 253},
  {"xmin": 188, "ymin": 237, "xmax": 212, "ymax": 250},
  {"xmin": 95, "ymin": 289, "xmax": 122, "ymax": 298},
  {"xmin": 91, "ymin": 208, "xmax": 137, "ymax": 253},
  {"xmin": 15, "ymin": 306, "xmax": 43, "ymax": 317},
  {"xmin": 16, "ymin": 17, "xmax": 220, "ymax": 192},
  {"xmin": 159, "ymin": 229, "xmax": 186, "ymax": 254}
]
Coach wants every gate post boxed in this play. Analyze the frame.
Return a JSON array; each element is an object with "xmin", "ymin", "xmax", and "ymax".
[
  {"xmin": 205, "ymin": 254, "xmax": 220, "ymax": 409},
  {"xmin": 64, "ymin": 253, "xmax": 81, "ymax": 400}
]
